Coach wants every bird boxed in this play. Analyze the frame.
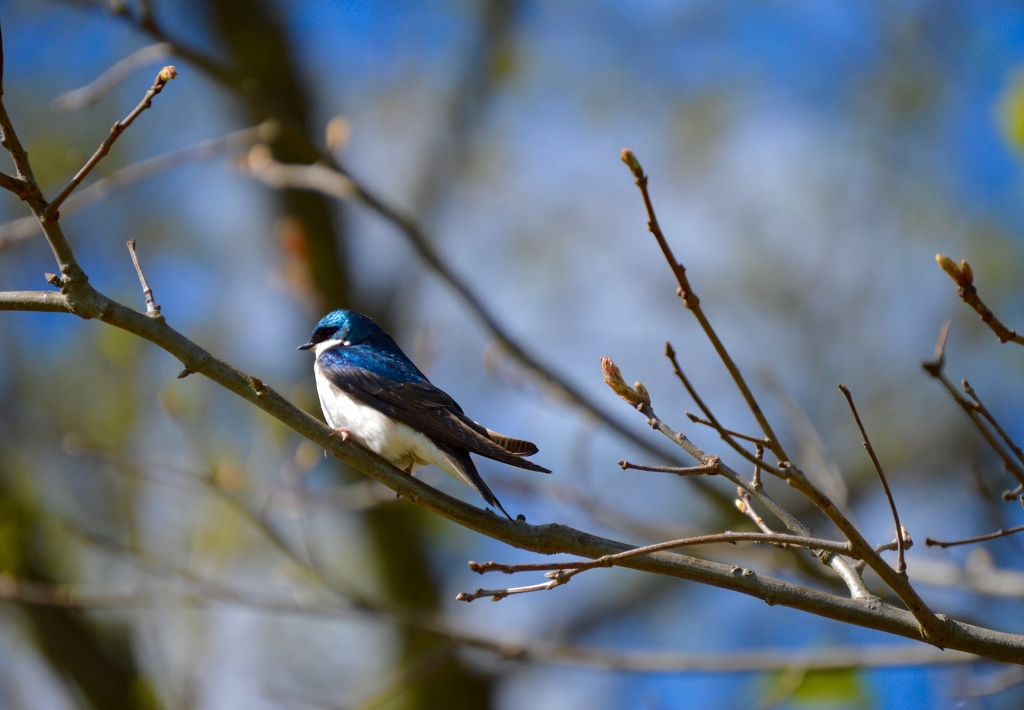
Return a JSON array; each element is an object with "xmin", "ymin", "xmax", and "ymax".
[{"xmin": 299, "ymin": 309, "xmax": 550, "ymax": 520}]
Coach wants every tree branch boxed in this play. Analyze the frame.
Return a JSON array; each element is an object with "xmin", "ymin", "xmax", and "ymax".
[
  {"xmin": 621, "ymin": 149, "xmax": 788, "ymax": 463},
  {"xmin": 44, "ymin": 65, "xmax": 178, "ymax": 220},
  {"xmin": 619, "ymin": 151, "xmax": 947, "ymax": 644},
  {"xmin": 926, "ymin": 524, "xmax": 1024, "ymax": 549},
  {"xmin": 839, "ymin": 384, "xmax": 907, "ymax": 575},
  {"xmin": 0, "ymin": 290, "xmax": 71, "ymax": 313},
  {"xmin": 922, "ymin": 323, "xmax": 1024, "ymax": 487},
  {"xmin": 936, "ymin": 254, "xmax": 1024, "ymax": 346}
]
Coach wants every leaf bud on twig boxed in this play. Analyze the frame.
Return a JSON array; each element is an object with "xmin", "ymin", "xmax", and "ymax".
[
  {"xmin": 601, "ymin": 356, "xmax": 648, "ymax": 409},
  {"xmin": 620, "ymin": 148, "xmax": 642, "ymax": 177},
  {"xmin": 156, "ymin": 65, "xmax": 177, "ymax": 85},
  {"xmin": 959, "ymin": 259, "xmax": 973, "ymax": 286},
  {"xmin": 936, "ymin": 253, "xmax": 966, "ymax": 286}
]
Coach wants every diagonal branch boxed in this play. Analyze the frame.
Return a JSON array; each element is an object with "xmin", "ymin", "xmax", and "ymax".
[
  {"xmin": 44, "ymin": 65, "xmax": 178, "ymax": 220},
  {"xmin": 922, "ymin": 323, "xmax": 1024, "ymax": 487},
  {"xmin": 839, "ymin": 385, "xmax": 906, "ymax": 575},
  {"xmin": 622, "ymin": 150, "xmax": 788, "ymax": 464},
  {"xmin": 618, "ymin": 151, "xmax": 947, "ymax": 644}
]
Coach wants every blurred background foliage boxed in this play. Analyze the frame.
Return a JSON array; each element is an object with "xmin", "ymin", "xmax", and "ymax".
[{"xmin": 1, "ymin": 1, "xmax": 1024, "ymax": 709}]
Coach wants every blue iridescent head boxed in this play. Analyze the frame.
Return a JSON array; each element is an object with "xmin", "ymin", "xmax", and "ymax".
[{"xmin": 298, "ymin": 309, "xmax": 384, "ymax": 351}]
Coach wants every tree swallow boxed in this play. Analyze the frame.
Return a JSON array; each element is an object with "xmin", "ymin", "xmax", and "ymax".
[{"xmin": 299, "ymin": 309, "xmax": 550, "ymax": 519}]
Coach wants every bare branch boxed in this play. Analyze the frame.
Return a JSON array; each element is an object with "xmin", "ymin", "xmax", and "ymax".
[
  {"xmin": 0, "ymin": 169, "xmax": 27, "ymax": 196},
  {"xmin": 0, "ymin": 290, "xmax": 71, "ymax": 312},
  {"xmin": 665, "ymin": 342, "xmax": 785, "ymax": 478},
  {"xmin": 936, "ymin": 253, "xmax": 1024, "ymax": 346},
  {"xmin": 922, "ymin": 325, "xmax": 1024, "ymax": 487},
  {"xmin": 839, "ymin": 384, "xmax": 907, "ymax": 575},
  {"xmin": 962, "ymin": 379, "xmax": 1024, "ymax": 470},
  {"xmin": 686, "ymin": 413, "xmax": 769, "ymax": 445},
  {"xmin": 126, "ymin": 239, "xmax": 162, "ymax": 319},
  {"xmin": 617, "ymin": 460, "xmax": 719, "ymax": 476},
  {"xmin": 0, "ymin": 567, "xmax": 978, "ymax": 672},
  {"xmin": 44, "ymin": 65, "xmax": 178, "ymax": 219},
  {"xmin": 468, "ymin": 532, "xmax": 855, "ymax": 576},
  {"xmin": 458, "ymin": 531, "xmax": 856, "ymax": 603},
  {"xmin": 622, "ymin": 149, "xmax": 788, "ymax": 463},
  {"xmin": 603, "ymin": 355, "xmax": 876, "ymax": 601},
  {"xmin": 926, "ymin": 524, "xmax": 1024, "ymax": 549},
  {"xmin": 53, "ymin": 42, "xmax": 174, "ymax": 112},
  {"xmin": 616, "ymin": 155, "xmax": 945, "ymax": 640}
]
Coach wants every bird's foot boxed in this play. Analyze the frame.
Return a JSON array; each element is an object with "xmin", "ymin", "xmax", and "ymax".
[{"xmin": 329, "ymin": 427, "xmax": 352, "ymax": 442}]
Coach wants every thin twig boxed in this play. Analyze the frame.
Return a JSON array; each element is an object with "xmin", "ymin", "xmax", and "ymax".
[
  {"xmin": 839, "ymin": 384, "xmax": 906, "ymax": 575},
  {"xmin": 922, "ymin": 324, "xmax": 1024, "ymax": 486},
  {"xmin": 618, "ymin": 460, "xmax": 719, "ymax": 477},
  {"xmin": 126, "ymin": 239, "xmax": 162, "ymax": 319},
  {"xmin": 686, "ymin": 413, "xmax": 769, "ymax": 446},
  {"xmin": 622, "ymin": 150, "xmax": 788, "ymax": 463},
  {"xmin": 926, "ymin": 524, "xmax": 1024, "ymax": 549},
  {"xmin": 665, "ymin": 342, "xmax": 785, "ymax": 478},
  {"xmin": 458, "ymin": 532, "xmax": 856, "ymax": 602},
  {"xmin": 469, "ymin": 532, "xmax": 855, "ymax": 575},
  {"xmin": 753, "ymin": 443, "xmax": 763, "ymax": 489},
  {"xmin": 44, "ymin": 65, "xmax": 178, "ymax": 219},
  {"xmin": 53, "ymin": 42, "xmax": 174, "ymax": 112},
  {"xmin": 936, "ymin": 254, "xmax": 1024, "ymax": 346},
  {"xmin": 962, "ymin": 380, "xmax": 1024, "ymax": 470}
]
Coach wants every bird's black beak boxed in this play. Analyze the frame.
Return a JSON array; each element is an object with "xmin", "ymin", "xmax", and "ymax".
[{"xmin": 297, "ymin": 341, "xmax": 315, "ymax": 351}]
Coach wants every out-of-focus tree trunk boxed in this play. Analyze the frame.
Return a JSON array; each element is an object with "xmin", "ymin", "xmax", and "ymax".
[{"xmin": 199, "ymin": 1, "xmax": 494, "ymax": 706}]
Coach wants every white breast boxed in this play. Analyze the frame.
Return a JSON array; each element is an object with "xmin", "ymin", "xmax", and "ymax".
[{"xmin": 313, "ymin": 357, "xmax": 462, "ymax": 482}]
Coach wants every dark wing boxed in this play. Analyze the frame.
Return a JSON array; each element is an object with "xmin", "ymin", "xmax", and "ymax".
[{"xmin": 319, "ymin": 354, "xmax": 550, "ymax": 473}]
